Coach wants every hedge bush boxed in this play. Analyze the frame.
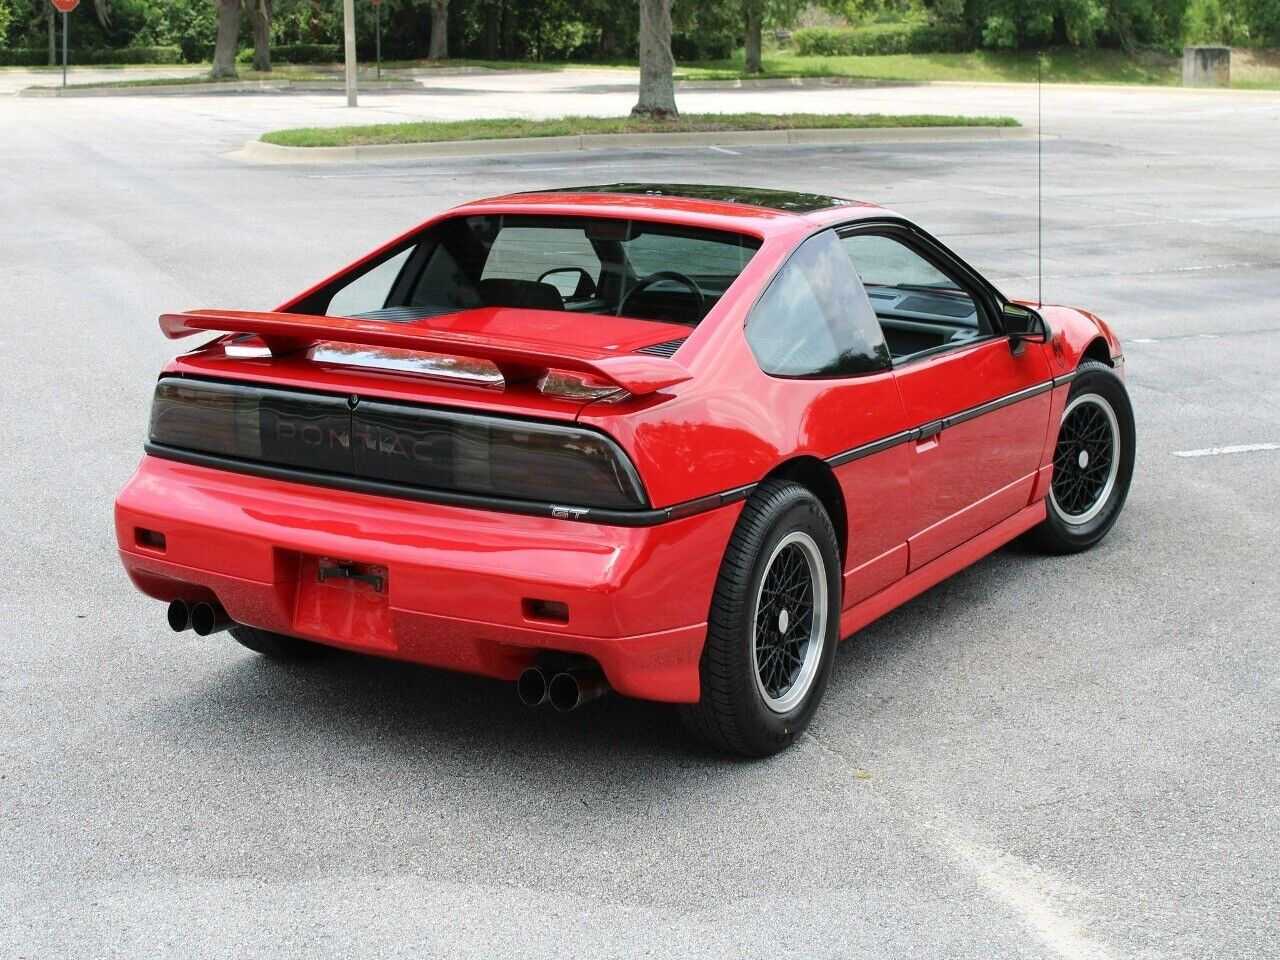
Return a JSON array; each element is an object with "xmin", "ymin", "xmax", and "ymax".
[
  {"xmin": 235, "ymin": 43, "xmax": 340, "ymax": 64},
  {"xmin": 86, "ymin": 45, "xmax": 182, "ymax": 64},
  {"xmin": 0, "ymin": 48, "xmax": 45, "ymax": 66},
  {"xmin": 793, "ymin": 23, "xmax": 977, "ymax": 56},
  {"xmin": 0, "ymin": 45, "xmax": 181, "ymax": 65}
]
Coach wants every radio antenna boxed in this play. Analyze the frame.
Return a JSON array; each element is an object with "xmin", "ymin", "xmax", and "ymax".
[{"xmin": 1037, "ymin": 52, "xmax": 1044, "ymax": 308}]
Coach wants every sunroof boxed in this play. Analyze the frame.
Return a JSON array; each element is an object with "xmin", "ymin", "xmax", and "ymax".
[{"xmin": 538, "ymin": 183, "xmax": 857, "ymax": 214}]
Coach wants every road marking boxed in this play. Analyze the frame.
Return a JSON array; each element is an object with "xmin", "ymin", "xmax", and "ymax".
[
  {"xmin": 1174, "ymin": 443, "xmax": 1279, "ymax": 458},
  {"xmin": 940, "ymin": 832, "xmax": 1118, "ymax": 960},
  {"xmin": 707, "ymin": 145, "xmax": 740, "ymax": 155},
  {"xmin": 805, "ymin": 734, "xmax": 1118, "ymax": 960},
  {"xmin": 1119, "ymin": 327, "xmax": 1280, "ymax": 346},
  {"xmin": 992, "ymin": 261, "xmax": 1268, "ymax": 283}
]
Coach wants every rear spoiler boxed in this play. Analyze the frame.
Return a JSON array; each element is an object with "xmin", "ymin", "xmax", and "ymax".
[{"xmin": 160, "ymin": 309, "xmax": 691, "ymax": 396}]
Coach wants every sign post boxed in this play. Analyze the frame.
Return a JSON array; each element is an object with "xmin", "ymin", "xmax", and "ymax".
[
  {"xmin": 372, "ymin": 0, "xmax": 382, "ymax": 81},
  {"xmin": 51, "ymin": 0, "xmax": 79, "ymax": 88},
  {"xmin": 342, "ymin": 0, "xmax": 357, "ymax": 107}
]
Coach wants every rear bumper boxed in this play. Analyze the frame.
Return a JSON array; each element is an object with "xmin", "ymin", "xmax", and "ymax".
[{"xmin": 115, "ymin": 456, "xmax": 740, "ymax": 703}]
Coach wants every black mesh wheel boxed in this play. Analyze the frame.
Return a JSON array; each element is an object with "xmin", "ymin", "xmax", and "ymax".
[
  {"xmin": 1026, "ymin": 360, "xmax": 1135, "ymax": 554},
  {"xmin": 678, "ymin": 479, "xmax": 841, "ymax": 757}
]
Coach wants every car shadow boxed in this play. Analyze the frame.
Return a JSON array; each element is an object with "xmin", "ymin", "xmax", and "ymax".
[{"xmin": 145, "ymin": 536, "xmax": 1111, "ymax": 785}]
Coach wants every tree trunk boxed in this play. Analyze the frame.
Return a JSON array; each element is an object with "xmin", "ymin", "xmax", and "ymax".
[
  {"xmin": 47, "ymin": 5, "xmax": 56, "ymax": 67},
  {"xmin": 743, "ymin": 2, "xmax": 763, "ymax": 74},
  {"xmin": 597, "ymin": 14, "xmax": 617, "ymax": 59},
  {"xmin": 482, "ymin": 2, "xmax": 499, "ymax": 60},
  {"xmin": 1051, "ymin": 13, "xmax": 1069, "ymax": 46},
  {"xmin": 632, "ymin": 0, "xmax": 676, "ymax": 117},
  {"xmin": 212, "ymin": 0, "xmax": 241, "ymax": 79},
  {"xmin": 428, "ymin": 0, "xmax": 449, "ymax": 60},
  {"xmin": 501, "ymin": 0, "xmax": 515, "ymax": 59},
  {"xmin": 244, "ymin": 0, "xmax": 271, "ymax": 72}
]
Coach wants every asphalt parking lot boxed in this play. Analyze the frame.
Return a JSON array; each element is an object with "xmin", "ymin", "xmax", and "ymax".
[{"xmin": 1, "ymin": 74, "xmax": 1277, "ymax": 959}]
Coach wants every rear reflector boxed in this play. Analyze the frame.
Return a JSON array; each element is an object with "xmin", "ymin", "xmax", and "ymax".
[{"xmin": 149, "ymin": 377, "xmax": 647, "ymax": 510}]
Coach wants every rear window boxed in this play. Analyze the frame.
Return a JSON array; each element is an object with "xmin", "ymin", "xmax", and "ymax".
[{"xmin": 310, "ymin": 215, "xmax": 761, "ymax": 328}]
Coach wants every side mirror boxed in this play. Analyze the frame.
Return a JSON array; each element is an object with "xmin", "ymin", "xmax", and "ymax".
[
  {"xmin": 538, "ymin": 267, "xmax": 597, "ymax": 300},
  {"xmin": 1004, "ymin": 303, "xmax": 1049, "ymax": 345}
]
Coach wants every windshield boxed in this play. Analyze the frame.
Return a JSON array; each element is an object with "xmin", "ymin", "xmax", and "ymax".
[{"xmin": 318, "ymin": 215, "xmax": 762, "ymax": 328}]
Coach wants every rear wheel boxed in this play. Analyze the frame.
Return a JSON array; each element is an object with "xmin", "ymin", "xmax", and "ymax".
[
  {"xmin": 679, "ymin": 480, "xmax": 841, "ymax": 757},
  {"xmin": 230, "ymin": 625, "xmax": 322, "ymax": 661},
  {"xmin": 1026, "ymin": 360, "xmax": 1135, "ymax": 554}
]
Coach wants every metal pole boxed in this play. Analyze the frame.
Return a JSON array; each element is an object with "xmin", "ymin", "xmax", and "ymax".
[
  {"xmin": 343, "ymin": 0, "xmax": 357, "ymax": 107},
  {"xmin": 62, "ymin": 11, "xmax": 68, "ymax": 88},
  {"xmin": 375, "ymin": 4, "xmax": 381, "ymax": 81}
]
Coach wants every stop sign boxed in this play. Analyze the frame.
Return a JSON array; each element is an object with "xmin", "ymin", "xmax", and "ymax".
[{"xmin": 51, "ymin": 0, "xmax": 79, "ymax": 11}]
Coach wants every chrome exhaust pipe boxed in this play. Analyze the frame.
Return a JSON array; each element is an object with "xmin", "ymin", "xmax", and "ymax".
[
  {"xmin": 548, "ymin": 669, "xmax": 610, "ymax": 713},
  {"xmin": 189, "ymin": 601, "xmax": 233, "ymax": 637},
  {"xmin": 517, "ymin": 666, "xmax": 550, "ymax": 706},
  {"xmin": 166, "ymin": 599, "xmax": 192, "ymax": 633}
]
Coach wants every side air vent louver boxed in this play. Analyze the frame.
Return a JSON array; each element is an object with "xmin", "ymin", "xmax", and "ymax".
[{"xmin": 634, "ymin": 338, "xmax": 687, "ymax": 358}]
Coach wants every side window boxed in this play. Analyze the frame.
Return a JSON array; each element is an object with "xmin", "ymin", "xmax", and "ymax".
[
  {"xmin": 326, "ymin": 248, "xmax": 412, "ymax": 318},
  {"xmin": 840, "ymin": 233, "xmax": 990, "ymax": 361},
  {"xmin": 746, "ymin": 230, "xmax": 891, "ymax": 378}
]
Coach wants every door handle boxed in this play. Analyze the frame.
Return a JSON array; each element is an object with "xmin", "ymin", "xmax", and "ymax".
[{"xmin": 916, "ymin": 420, "xmax": 944, "ymax": 441}]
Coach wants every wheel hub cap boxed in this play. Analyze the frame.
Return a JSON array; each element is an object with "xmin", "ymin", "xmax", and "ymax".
[
  {"xmin": 1050, "ymin": 393, "xmax": 1121, "ymax": 526},
  {"xmin": 752, "ymin": 532, "xmax": 828, "ymax": 715}
]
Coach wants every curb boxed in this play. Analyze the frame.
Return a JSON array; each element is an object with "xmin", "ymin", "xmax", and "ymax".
[
  {"xmin": 20, "ymin": 77, "xmax": 420, "ymax": 97},
  {"xmin": 239, "ymin": 124, "xmax": 1033, "ymax": 164}
]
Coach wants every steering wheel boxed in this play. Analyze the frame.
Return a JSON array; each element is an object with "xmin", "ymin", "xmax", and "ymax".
[{"xmin": 616, "ymin": 271, "xmax": 707, "ymax": 319}]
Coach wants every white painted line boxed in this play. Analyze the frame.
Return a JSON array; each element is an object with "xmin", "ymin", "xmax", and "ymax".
[
  {"xmin": 941, "ymin": 832, "xmax": 1118, "ymax": 960},
  {"xmin": 708, "ymin": 145, "xmax": 740, "ymax": 155},
  {"xmin": 1174, "ymin": 443, "xmax": 1279, "ymax": 458}
]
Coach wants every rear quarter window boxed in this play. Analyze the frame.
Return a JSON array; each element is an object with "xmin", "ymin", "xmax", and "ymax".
[{"xmin": 746, "ymin": 230, "xmax": 891, "ymax": 378}]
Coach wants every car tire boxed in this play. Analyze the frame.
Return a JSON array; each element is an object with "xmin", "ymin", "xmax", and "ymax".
[
  {"xmin": 678, "ymin": 479, "xmax": 841, "ymax": 757},
  {"xmin": 230, "ymin": 625, "xmax": 323, "ymax": 661},
  {"xmin": 1026, "ymin": 360, "xmax": 1136, "ymax": 555}
]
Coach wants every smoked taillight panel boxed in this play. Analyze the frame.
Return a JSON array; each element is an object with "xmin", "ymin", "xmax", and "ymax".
[{"xmin": 148, "ymin": 376, "xmax": 647, "ymax": 510}]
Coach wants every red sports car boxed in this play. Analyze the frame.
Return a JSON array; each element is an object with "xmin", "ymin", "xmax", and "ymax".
[{"xmin": 115, "ymin": 184, "xmax": 1134, "ymax": 756}]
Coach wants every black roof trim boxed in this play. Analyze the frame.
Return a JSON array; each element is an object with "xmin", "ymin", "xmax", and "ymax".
[{"xmin": 534, "ymin": 183, "xmax": 858, "ymax": 214}]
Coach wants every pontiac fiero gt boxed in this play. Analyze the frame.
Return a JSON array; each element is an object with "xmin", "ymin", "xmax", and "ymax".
[{"xmin": 115, "ymin": 184, "xmax": 1134, "ymax": 756}]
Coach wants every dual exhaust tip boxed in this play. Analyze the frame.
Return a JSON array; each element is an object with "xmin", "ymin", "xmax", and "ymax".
[
  {"xmin": 167, "ymin": 598, "xmax": 233, "ymax": 637},
  {"xmin": 168, "ymin": 599, "xmax": 605, "ymax": 713},
  {"xmin": 518, "ymin": 665, "xmax": 609, "ymax": 712}
]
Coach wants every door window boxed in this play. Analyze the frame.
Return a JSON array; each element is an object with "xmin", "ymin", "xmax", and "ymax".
[{"xmin": 840, "ymin": 233, "xmax": 991, "ymax": 362}]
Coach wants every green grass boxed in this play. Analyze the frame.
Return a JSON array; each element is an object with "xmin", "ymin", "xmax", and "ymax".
[
  {"xmin": 16, "ymin": 46, "xmax": 1278, "ymax": 89},
  {"xmin": 385, "ymin": 47, "xmax": 1280, "ymax": 89},
  {"xmin": 260, "ymin": 112, "xmax": 1018, "ymax": 148},
  {"xmin": 676, "ymin": 49, "xmax": 1184, "ymax": 85}
]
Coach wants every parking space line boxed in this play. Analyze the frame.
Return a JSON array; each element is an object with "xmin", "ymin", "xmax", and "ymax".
[{"xmin": 1173, "ymin": 443, "xmax": 1279, "ymax": 458}]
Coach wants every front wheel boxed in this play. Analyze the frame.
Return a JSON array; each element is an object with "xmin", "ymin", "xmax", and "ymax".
[
  {"xmin": 1026, "ymin": 360, "xmax": 1136, "ymax": 554},
  {"xmin": 679, "ymin": 480, "xmax": 841, "ymax": 757}
]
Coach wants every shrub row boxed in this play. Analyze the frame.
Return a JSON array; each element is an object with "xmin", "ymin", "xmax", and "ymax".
[
  {"xmin": 792, "ymin": 23, "xmax": 977, "ymax": 57},
  {"xmin": 0, "ymin": 45, "xmax": 182, "ymax": 66},
  {"xmin": 236, "ymin": 43, "xmax": 341, "ymax": 65}
]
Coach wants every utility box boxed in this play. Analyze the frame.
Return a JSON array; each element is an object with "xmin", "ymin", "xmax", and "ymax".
[{"xmin": 1183, "ymin": 46, "xmax": 1230, "ymax": 87}]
